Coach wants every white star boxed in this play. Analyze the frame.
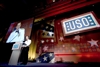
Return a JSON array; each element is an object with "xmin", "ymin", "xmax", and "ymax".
[
  {"xmin": 71, "ymin": 47, "xmax": 76, "ymax": 52},
  {"xmin": 49, "ymin": 53, "xmax": 52, "ymax": 57},
  {"xmin": 43, "ymin": 46, "xmax": 48, "ymax": 52},
  {"xmin": 37, "ymin": 59, "xmax": 41, "ymax": 63},
  {"xmin": 62, "ymin": 45, "xmax": 65, "ymax": 47},
  {"xmin": 87, "ymin": 39, "xmax": 98, "ymax": 47},
  {"xmin": 73, "ymin": 35, "xmax": 81, "ymax": 41},
  {"xmin": 41, "ymin": 40, "xmax": 44, "ymax": 43},
  {"xmin": 43, "ymin": 56, "xmax": 47, "ymax": 61},
  {"xmin": 51, "ymin": 39, "xmax": 54, "ymax": 42},
  {"xmin": 59, "ymin": 37, "xmax": 64, "ymax": 41}
]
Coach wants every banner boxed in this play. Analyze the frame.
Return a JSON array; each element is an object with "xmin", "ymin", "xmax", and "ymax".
[{"xmin": 61, "ymin": 12, "xmax": 100, "ymax": 36}]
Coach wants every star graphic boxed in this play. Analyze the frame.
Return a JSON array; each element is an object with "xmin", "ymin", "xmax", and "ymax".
[
  {"xmin": 62, "ymin": 45, "xmax": 65, "ymax": 47},
  {"xmin": 41, "ymin": 40, "xmax": 44, "ymax": 43},
  {"xmin": 43, "ymin": 46, "xmax": 48, "ymax": 52},
  {"xmin": 71, "ymin": 47, "xmax": 76, "ymax": 52},
  {"xmin": 49, "ymin": 53, "xmax": 52, "ymax": 57},
  {"xmin": 51, "ymin": 39, "xmax": 54, "ymax": 42},
  {"xmin": 73, "ymin": 35, "xmax": 81, "ymax": 41},
  {"xmin": 87, "ymin": 39, "xmax": 98, "ymax": 47},
  {"xmin": 59, "ymin": 37, "xmax": 64, "ymax": 41},
  {"xmin": 37, "ymin": 59, "xmax": 41, "ymax": 63},
  {"xmin": 50, "ymin": 28, "xmax": 53, "ymax": 30},
  {"xmin": 43, "ymin": 56, "xmax": 47, "ymax": 61}
]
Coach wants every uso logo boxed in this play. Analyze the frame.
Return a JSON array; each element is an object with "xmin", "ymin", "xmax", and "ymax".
[{"xmin": 61, "ymin": 12, "xmax": 100, "ymax": 36}]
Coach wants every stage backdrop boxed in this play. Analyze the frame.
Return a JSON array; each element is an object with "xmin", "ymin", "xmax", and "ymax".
[
  {"xmin": 54, "ymin": 12, "xmax": 100, "ymax": 63},
  {"xmin": 28, "ymin": 19, "xmax": 55, "ymax": 60},
  {"xmin": 34, "ymin": 12, "xmax": 100, "ymax": 63}
]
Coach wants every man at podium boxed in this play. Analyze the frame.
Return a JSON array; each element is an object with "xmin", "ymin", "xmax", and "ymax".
[{"xmin": 6, "ymin": 22, "xmax": 25, "ymax": 43}]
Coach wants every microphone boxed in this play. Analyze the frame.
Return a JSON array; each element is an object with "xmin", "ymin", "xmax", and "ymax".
[
  {"xmin": 15, "ymin": 30, "xmax": 20, "ymax": 36},
  {"xmin": 16, "ymin": 30, "xmax": 19, "ymax": 34}
]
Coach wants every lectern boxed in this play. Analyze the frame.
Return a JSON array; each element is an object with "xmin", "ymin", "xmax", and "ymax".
[{"xmin": 8, "ymin": 42, "xmax": 22, "ymax": 65}]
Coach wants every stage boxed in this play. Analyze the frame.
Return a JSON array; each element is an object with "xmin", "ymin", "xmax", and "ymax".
[{"xmin": 0, "ymin": 62, "xmax": 100, "ymax": 67}]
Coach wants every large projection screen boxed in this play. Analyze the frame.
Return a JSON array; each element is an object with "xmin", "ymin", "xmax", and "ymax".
[{"xmin": 4, "ymin": 18, "xmax": 33, "ymax": 43}]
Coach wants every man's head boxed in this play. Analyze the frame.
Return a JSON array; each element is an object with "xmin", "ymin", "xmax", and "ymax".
[{"xmin": 16, "ymin": 22, "xmax": 21, "ymax": 30}]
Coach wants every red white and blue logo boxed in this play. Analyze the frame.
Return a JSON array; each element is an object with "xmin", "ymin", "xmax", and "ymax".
[{"xmin": 61, "ymin": 12, "xmax": 100, "ymax": 36}]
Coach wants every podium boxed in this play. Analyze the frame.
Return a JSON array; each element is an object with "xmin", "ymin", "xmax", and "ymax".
[{"xmin": 8, "ymin": 42, "xmax": 22, "ymax": 65}]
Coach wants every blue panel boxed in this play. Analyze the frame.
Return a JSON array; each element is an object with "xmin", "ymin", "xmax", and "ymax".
[{"xmin": 13, "ymin": 44, "xmax": 19, "ymax": 49}]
